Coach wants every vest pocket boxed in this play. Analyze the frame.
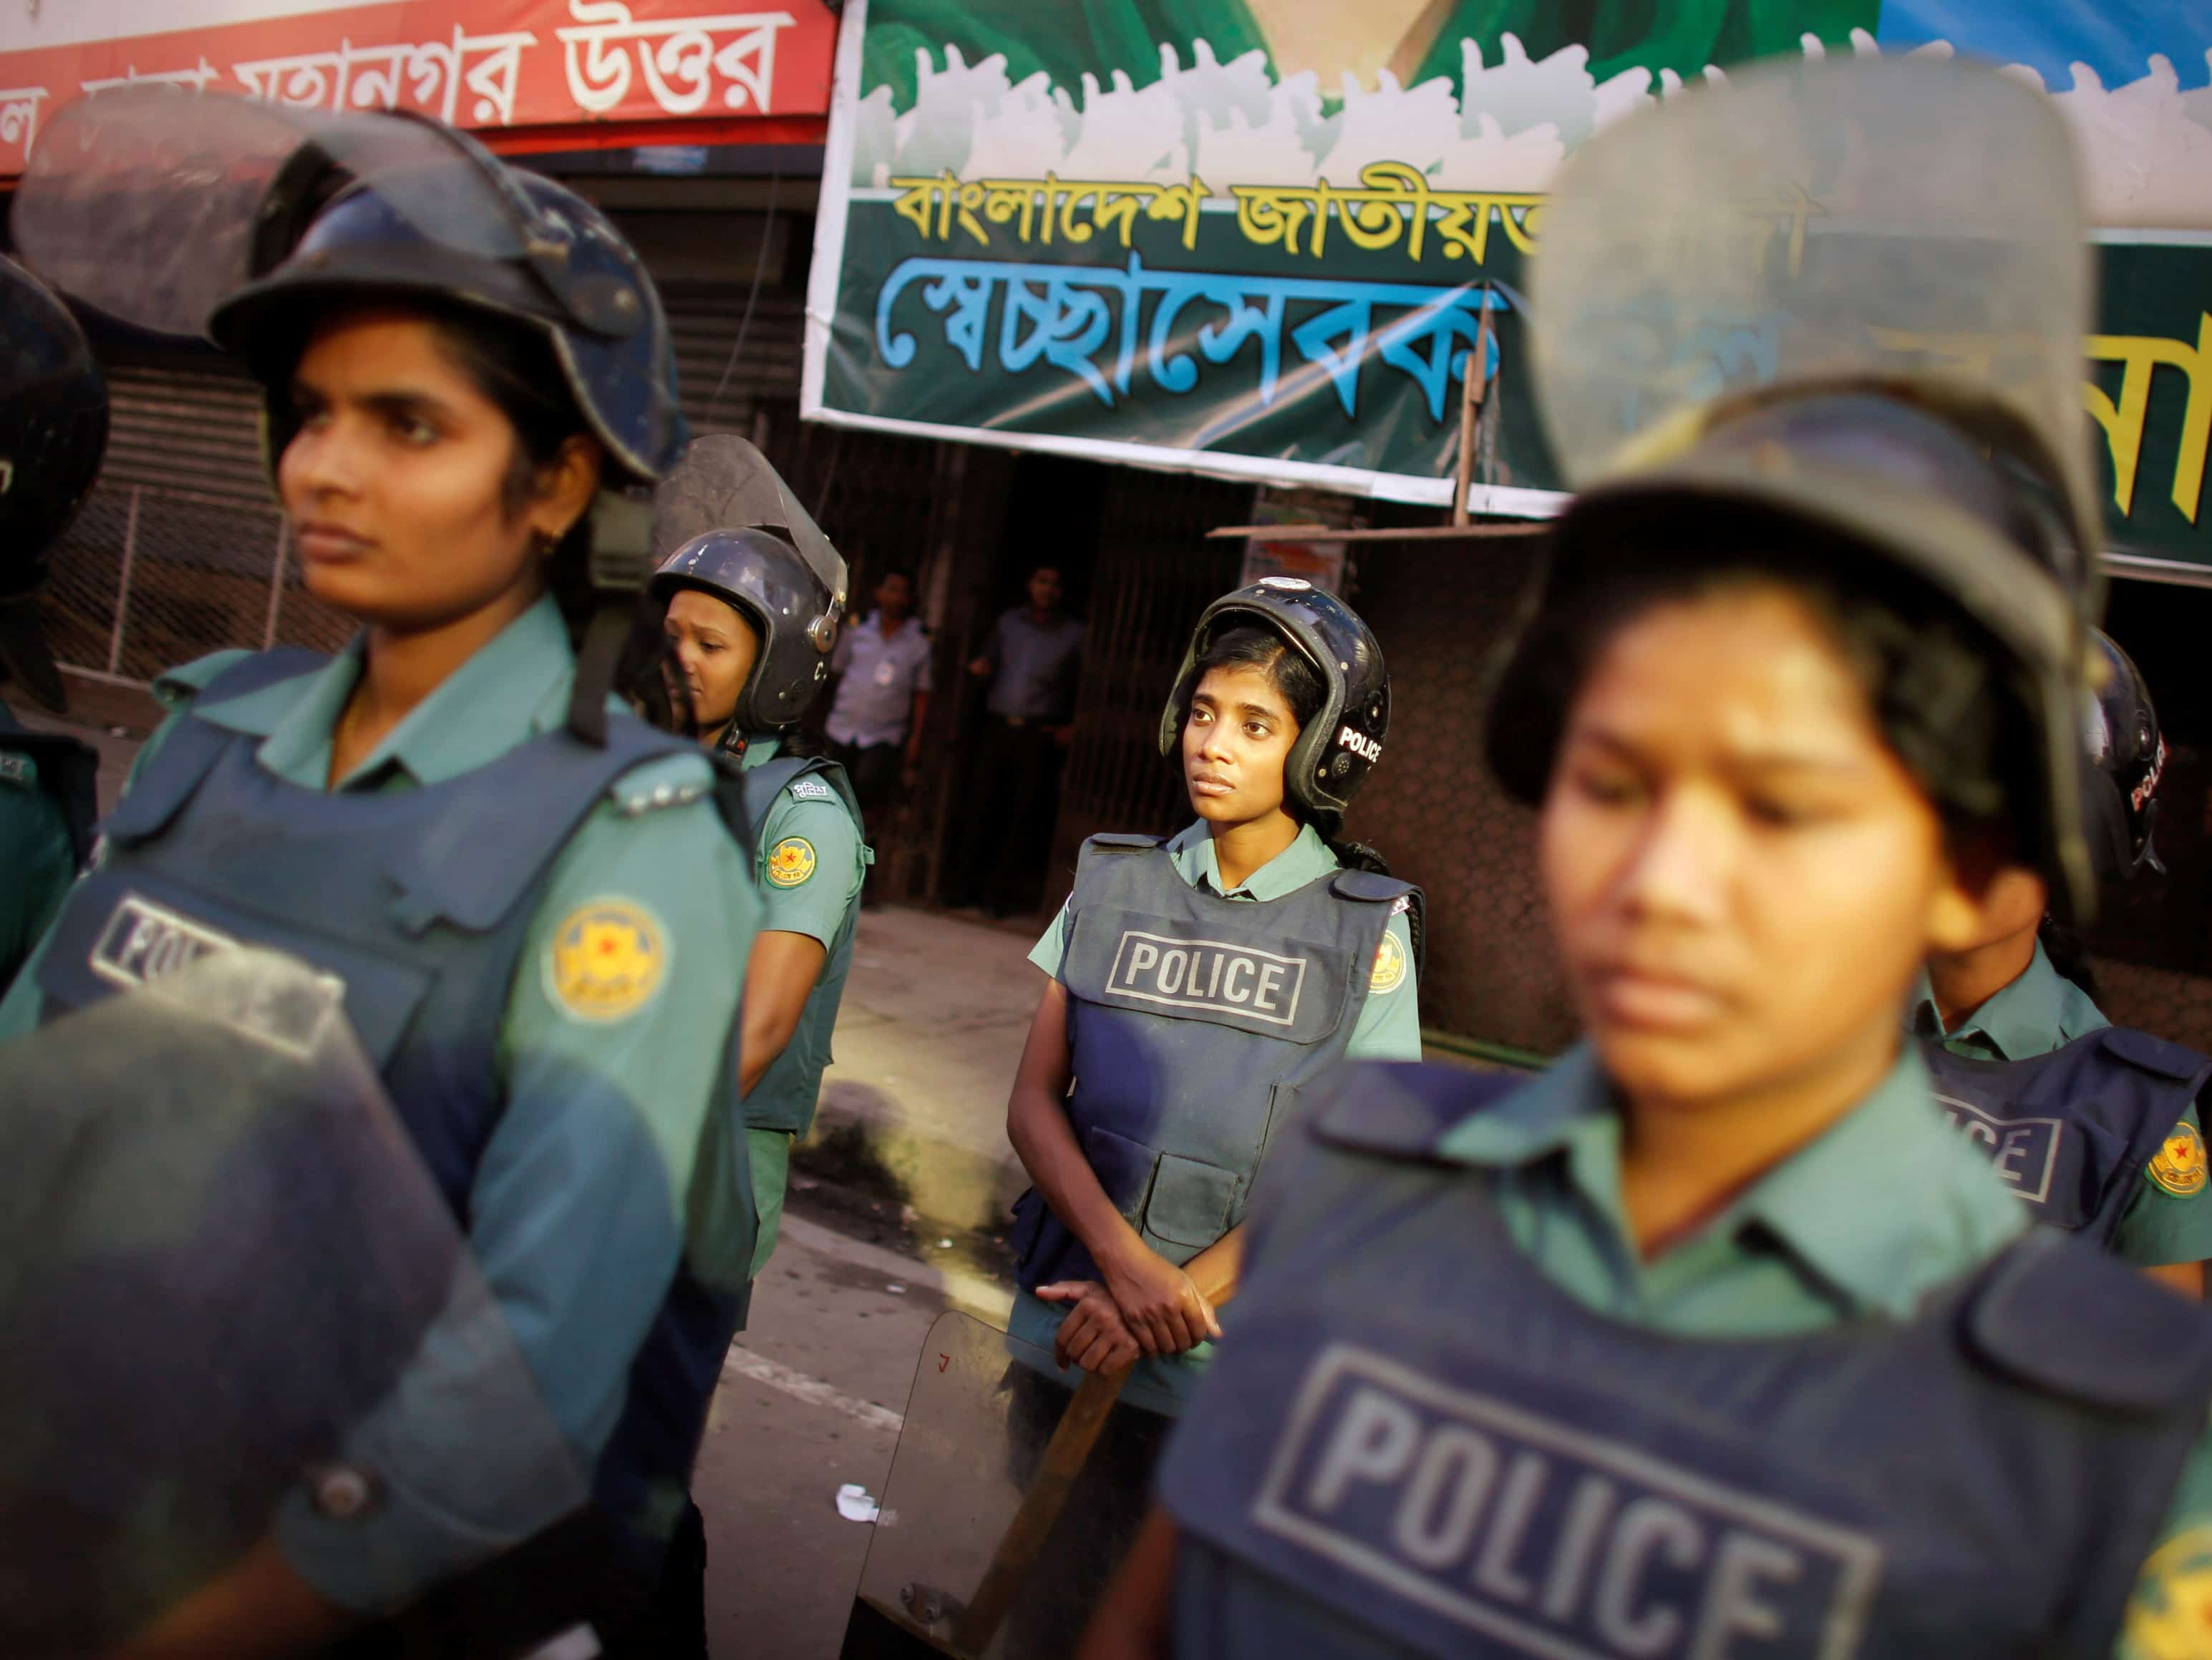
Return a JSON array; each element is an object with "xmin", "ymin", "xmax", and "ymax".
[
  {"xmin": 1083, "ymin": 1124, "xmax": 1162, "ymax": 1223},
  {"xmin": 1145, "ymin": 1153, "xmax": 1239, "ymax": 1252}
]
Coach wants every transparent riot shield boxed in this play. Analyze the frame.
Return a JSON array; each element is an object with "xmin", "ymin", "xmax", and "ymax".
[
  {"xmin": 13, "ymin": 84, "xmax": 629, "ymax": 341},
  {"xmin": 654, "ymin": 432, "xmax": 849, "ymax": 608},
  {"xmin": 840, "ymin": 1310, "xmax": 1169, "ymax": 1660},
  {"xmin": 1530, "ymin": 54, "xmax": 2099, "ymax": 569},
  {"xmin": 0, "ymin": 950, "xmax": 586, "ymax": 1657}
]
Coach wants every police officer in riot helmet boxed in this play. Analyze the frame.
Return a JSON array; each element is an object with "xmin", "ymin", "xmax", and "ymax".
[
  {"xmin": 649, "ymin": 485, "xmax": 869, "ymax": 1285},
  {"xmin": 0, "ymin": 94, "xmax": 760, "ymax": 1656},
  {"xmin": 1083, "ymin": 56, "xmax": 2212, "ymax": 1659},
  {"xmin": 0, "ymin": 254, "xmax": 105, "ymax": 995},
  {"xmin": 1914, "ymin": 631, "xmax": 2212, "ymax": 1289},
  {"xmin": 990, "ymin": 575, "xmax": 1420, "ymax": 1648}
]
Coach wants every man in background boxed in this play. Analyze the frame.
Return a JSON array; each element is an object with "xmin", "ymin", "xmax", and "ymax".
[
  {"xmin": 825, "ymin": 566, "xmax": 933, "ymax": 901},
  {"xmin": 953, "ymin": 563, "xmax": 1085, "ymax": 917}
]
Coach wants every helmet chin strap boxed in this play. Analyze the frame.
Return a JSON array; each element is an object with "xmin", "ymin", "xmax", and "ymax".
[{"xmin": 714, "ymin": 722, "xmax": 749, "ymax": 762}]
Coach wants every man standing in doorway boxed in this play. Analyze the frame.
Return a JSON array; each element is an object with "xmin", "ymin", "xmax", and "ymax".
[
  {"xmin": 955, "ymin": 563, "xmax": 1085, "ymax": 917},
  {"xmin": 825, "ymin": 566, "xmax": 933, "ymax": 896}
]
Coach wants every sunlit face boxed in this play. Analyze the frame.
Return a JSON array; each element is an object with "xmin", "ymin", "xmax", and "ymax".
[
  {"xmin": 277, "ymin": 310, "xmax": 596, "ymax": 630},
  {"xmin": 1182, "ymin": 664, "xmax": 1299, "ymax": 827},
  {"xmin": 663, "ymin": 588, "xmax": 760, "ymax": 734},
  {"xmin": 1540, "ymin": 583, "xmax": 1980, "ymax": 1108}
]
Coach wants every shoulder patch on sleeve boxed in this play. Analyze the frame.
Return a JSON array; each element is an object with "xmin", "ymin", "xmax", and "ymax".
[
  {"xmin": 152, "ymin": 649, "xmax": 256, "ymax": 711},
  {"xmin": 2126, "ymin": 1527, "xmax": 2212, "ymax": 1659},
  {"xmin": 1369, "ymin": 926, "xmax": 1407, "ymax": 994},
  {"xmin": 606, "ymin": 750, "xmax": 715, "ymax": 817},
  {"xmin": 2150, "ymin": 1121, "xmax": 2209, "ymax": 1198},
  {"xmin": 545, "ymin": 898, "xmax": 670, "ymax": 1022},
  {"xmin": 0, "ymin": 751, "xmax": 34, "ymax": 788},
  {"xmin": 787, "ymin": 776, "xmax": 836, "ymax": 802},
  {"xmin": 765, "ymin": 835, "xmax": 818, "ymax": 887}
]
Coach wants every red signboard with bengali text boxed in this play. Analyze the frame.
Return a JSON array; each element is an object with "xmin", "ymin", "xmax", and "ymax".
[{"xmin": 0, "ymin": 0, "xmax": 838, "ymax": 173}]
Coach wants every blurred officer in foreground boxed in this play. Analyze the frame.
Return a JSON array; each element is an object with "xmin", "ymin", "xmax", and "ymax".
[
  {"xmin": 1916, "ymin": 633, "xmax": 2212, "ymax": 1291},
  {"xmin": 0, "ymin": 254, "xmax": 105, "ymax": 994},
  {"xmin": 1082, "ymin": 55, "xmax": 2212, "ymax": 1659},
  {"xmin": 0, "ymin": 87, "xmax": 759, "ymax": 1656}
]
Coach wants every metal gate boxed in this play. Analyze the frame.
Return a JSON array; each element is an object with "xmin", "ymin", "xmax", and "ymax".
[{"xmin": 1046, "ymin": 469, "xmax": 1251, "ymax": 907}]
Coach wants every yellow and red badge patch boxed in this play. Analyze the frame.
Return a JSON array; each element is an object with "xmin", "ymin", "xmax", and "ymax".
[
  {"xmin": 1370, "ymin": 928, "xmax": 1407, "ymax": 995},
  {"xmin": 2125, "ymin": 1527, "xmax": 2212, "ymax": 1657},
  {"xmin": 766, "ymin": 836, "xmax": 817, "ymax": 888},
  {"xmin": 2150, "ymin": 1121, "xmax": 2208, "ymax": 1198},
  {"xmin": 545, "ymin": 899, "xmax": 667, "ymax": 1023}
]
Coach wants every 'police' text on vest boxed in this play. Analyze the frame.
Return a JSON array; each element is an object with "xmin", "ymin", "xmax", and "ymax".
[
  {"xmin": 1253, "ymin": 1345, "xmax": 1883, "ymax": 1659},
  {"xmin": 1106, "ymin": 930, "xmax": 1309, "ymax": 1026}
]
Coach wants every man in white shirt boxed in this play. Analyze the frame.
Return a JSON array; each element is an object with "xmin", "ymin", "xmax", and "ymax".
[{"xmin": 825, "ymin": 567, "xmax": 933, "ymax": 886}]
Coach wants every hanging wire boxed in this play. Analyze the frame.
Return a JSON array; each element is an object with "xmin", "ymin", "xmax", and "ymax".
[{"xmin": 705, "ymin": 160, "xmax": 781, "ymax": 428}]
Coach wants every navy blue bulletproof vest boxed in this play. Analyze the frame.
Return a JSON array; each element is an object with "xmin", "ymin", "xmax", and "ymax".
[
  {"xmin": 1158, "ymin": 1061, "xmax": 2212, "ymax": 1659},
  {"xmin": 33, "ymin": 648, "xmax": 756, "ymax": 1576},
  {"xmin": 737, "ymin": 752, "xmax": 864, "ymax": 1137},
  {"xmin": 1012, "ymin": 834, "xmax": 1412, "ymax": 1294},
  {"xmin": 1921, "ymin": 1029, "xmax": 2212, "ymax": 1244}
]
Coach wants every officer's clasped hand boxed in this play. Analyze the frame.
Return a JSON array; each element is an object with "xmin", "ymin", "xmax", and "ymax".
[{"xmin": 1096, "ymin": 1243, "xmax": 1222, "ymax": 1358}]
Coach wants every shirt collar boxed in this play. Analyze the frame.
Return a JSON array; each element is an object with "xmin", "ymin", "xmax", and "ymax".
[
  {"xmin": 1908, "ymin": 939, "xmax": 2106, "ymax": 1060},
  {"xmin": 1436, "ymin": 1042, "xmax": 2027, "ymax": 1319},
  {"xmin": 738, "ymin": 732, "xmax": 782, "ymax": 772},
  {"xmin": 1165, "ymin": 819, "xmax": 1337, "ymax": 901},
  {"xmin": 195, "ymin": 595, "xmax": 576, "ymax": 789}
]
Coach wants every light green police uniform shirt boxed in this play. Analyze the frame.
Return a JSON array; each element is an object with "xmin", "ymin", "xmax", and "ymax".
[
  {"xmin": 1384, "ymin": 1040, "xmax": 2212, "ymax": 1660},
  {"xmin": 0, "ymin": 596, "xmax": 760, "ymax": 1613},
  {"xmin": 1910, "ymin": 941, "xmax": 2212, "ymax": 1269},
  {"xmin": 737, "ymin": 734, "xmax": 868, "ymax": 1277},
  {"xmin": 1012, "ymin": 820, "xmax": 1423, "ymax": 1412}
]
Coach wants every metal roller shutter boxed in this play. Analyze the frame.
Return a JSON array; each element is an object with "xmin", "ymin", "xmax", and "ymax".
[{"xmin": 659, "ymin": 280, "xmax": 805, "ymax": 437}]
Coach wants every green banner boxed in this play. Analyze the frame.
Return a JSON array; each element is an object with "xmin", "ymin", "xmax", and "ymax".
[{"xmin": 805, "ymin": 1, "xmax": 2212, "ymax": 566}]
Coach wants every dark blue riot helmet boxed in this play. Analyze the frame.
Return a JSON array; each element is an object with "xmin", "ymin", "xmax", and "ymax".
[
  {"xmin": 2082, "ymin": 631, "xmax": 2165, "ymax": 885},
  {"xmin": 207, "ymin": 163, "xmax": 683, "ymax": 493},
  {"xmin": 1160, "ymin": 578, "xmax": 1389, "ymax": 836},
  {"xmin": 648, "ymin": 432, "xmax": 850, "ymax": 740},
  {"xmin": 0, "ymin": 255, "xmax": 110, "ymax": 711},
  {"xmin": 651, "ymin": 530, "xmax": 844, "ymax": 734}
]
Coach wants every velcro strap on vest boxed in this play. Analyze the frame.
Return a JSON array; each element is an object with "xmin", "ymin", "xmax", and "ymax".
[
  {"xmin": 1087, "ymin": 832, "xmax": 1166, "ymax": 853},
  {"xmin": 1964, "ymin": 1227, "xmax": 2212, "ymax": 1414},
  {"xmin": 2101, "ymin": 1027, "xmax": 2212, "ymax": 1086},
  {"xmin": 1308, "ymin": 1060, "xmax": 1525, "ymax": 1160},
  {"xmin": 1329, "ymin": 868, "xmax": 1410, "ymax": 904}
]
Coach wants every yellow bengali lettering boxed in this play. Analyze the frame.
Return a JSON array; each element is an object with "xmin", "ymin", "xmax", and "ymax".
[{"xmin": 2086, "ymin": 315, "xmax": 2212, "ymax": 523}]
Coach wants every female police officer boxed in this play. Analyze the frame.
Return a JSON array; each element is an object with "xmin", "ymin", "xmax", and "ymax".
[
  {"xmin": 649, "ymin": 480, "xmax": 869, "ymax": 1284},
  {"xmin": 0, "ymin": 96, "xmax": 758, "ymax": 1655},
  {"xmin": 1080, "ymin": 56, "xmax": 2212, "ymax": 1659},
  {"xmin": 1912, "ymin": 634, "xmax": 2212, "ymax": 1290},
  {"xmin": 1006, "ymin": 577, "xmax": 1422, "ymax": 1410}
]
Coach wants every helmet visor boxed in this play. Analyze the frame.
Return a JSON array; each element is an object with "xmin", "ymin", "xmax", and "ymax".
[
  {"xmin": 652, "ymin": 435, "xmax": 848, "ymax": 605},
  {"xmin": 1530, "ymin": 55, "xmax": 2096, "ymax": 578},
  {"xmin": 15, "ymin": 85, "xmax": 536, "ymax": 339}
]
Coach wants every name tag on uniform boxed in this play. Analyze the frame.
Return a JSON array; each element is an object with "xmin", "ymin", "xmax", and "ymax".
[
  {"xmin": 92, "ymin": 895, "xmax": 238, "ymax": 990},
  {"xmin": 1106, "ymin": 930, "xmax": 1308, "ymax": 1026},
  {"xmin": 874, "ymin": 656, "xmax": 899, "ymax": 686},
  {"xmin": 1934, "ymin": 1094, "xmax": 2062, "ymax": 1206},
  {"xmin": 1253, "ymin": 1345, "xmax": 1882, "ymax": 1659}
]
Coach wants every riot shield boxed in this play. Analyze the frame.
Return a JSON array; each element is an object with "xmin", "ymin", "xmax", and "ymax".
[
  {"xmin": 654, "ymin": 432, "xmax": 848, "ymax": 609},
  {"xmin": 840, "ymin": 1311, "xmax": 1169, "ymax": 1660},
  {"xmin": 1530, "ymin": 54, "xmax": 2099, "ymax": 571},
  {"xmin": 13, "ymin": 84, "xmax": 630, "ymax": 341},
  {"xmin": 0, "ymin": 949, "xmax": 586, "ymax": 1657}
]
